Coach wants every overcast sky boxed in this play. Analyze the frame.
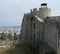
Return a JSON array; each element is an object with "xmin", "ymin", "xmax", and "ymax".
[{"xmin": 0, "ymin": 0, "xmax": 60, "ymax": 26}]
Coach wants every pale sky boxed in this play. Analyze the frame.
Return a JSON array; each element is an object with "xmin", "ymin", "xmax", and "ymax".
[{"xmin": 0, "ymin": 0, "xmax": 60, "ymax": 26}]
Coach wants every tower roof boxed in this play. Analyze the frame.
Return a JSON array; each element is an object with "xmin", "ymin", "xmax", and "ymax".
[
  {"xmin": 41, "ymin": 3, "xmax": 47, "ymax": 6},
  {"xmin": 41, "ymin": 3, "xmax": 47, "ymax": 8}
]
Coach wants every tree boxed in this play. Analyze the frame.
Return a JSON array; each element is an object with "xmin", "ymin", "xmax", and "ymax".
[
  {"xmin": 14, "ymin": 33, "xmax": 18, "ymax": 41},
  {"xmin": 0, "ymin": 32, "xmax": 6, "ymax": 40},
  {"xmin": 8, "ymin": 34, "xmax": 12, "ymax": 40}
]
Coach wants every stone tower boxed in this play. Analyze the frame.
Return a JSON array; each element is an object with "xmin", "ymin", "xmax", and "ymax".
[{"xmin": 38, "ymin": 3, "xmax": 51, "ymax": 19}]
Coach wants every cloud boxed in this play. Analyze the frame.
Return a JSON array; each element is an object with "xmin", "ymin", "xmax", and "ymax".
[
  {"xmin": 0, "ymin": 0, "xmax": 60, "ymax": 26},
  {"xmin": 0, "ymin": 0, "xmax": 21, "ymax": 8},
  {"xmin": 0, "ymin": 0, "xmax": 22, "ymax": 26}
]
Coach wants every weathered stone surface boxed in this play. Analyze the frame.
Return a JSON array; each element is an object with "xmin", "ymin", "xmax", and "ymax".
[{"xmin": 21, "ymin": 3, "xmax": 60, "ymax": 54}]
